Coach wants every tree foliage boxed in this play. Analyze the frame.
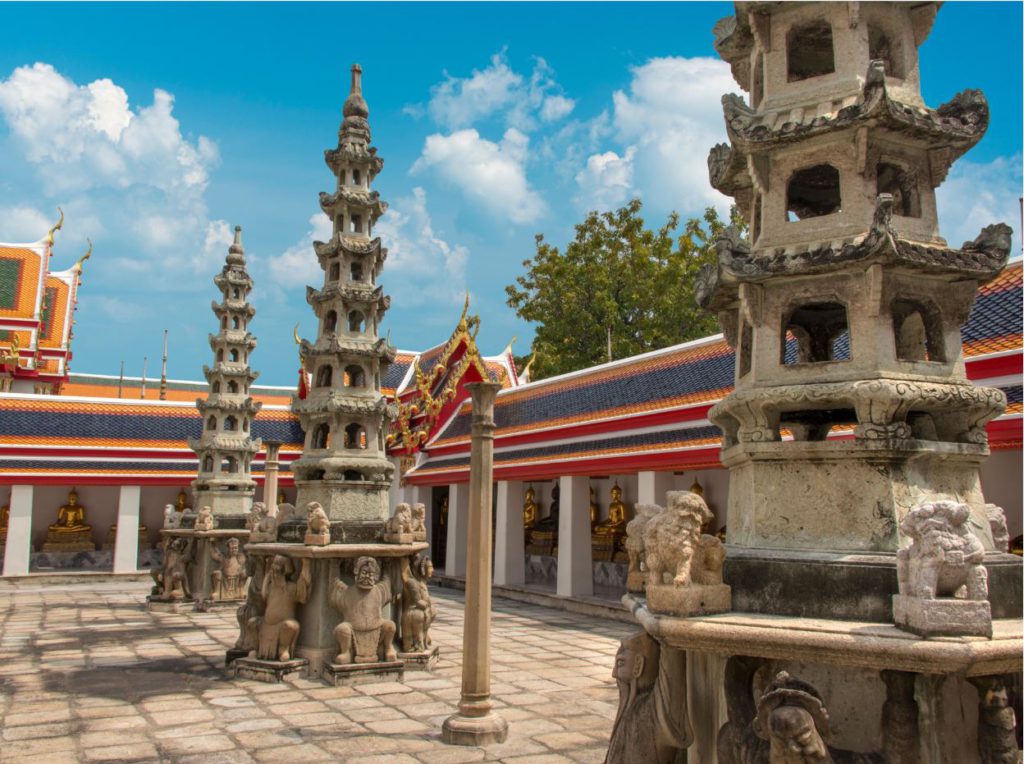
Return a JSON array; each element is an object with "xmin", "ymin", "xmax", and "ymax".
[{"xmin": 506, "ymin": 199, "xmax": 746, "ymax": 381}]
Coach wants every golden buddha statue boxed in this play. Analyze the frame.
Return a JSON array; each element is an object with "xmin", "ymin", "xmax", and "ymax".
[
  {"xmin": 50, "ymin": 488, "xmax": 91, "ymax": 533},
  {"xmin": 0, "ymin": 500, "xmax": 9, "ymax": 542},
  {"xmin": 174, "ymin": 490, "xmax": 189, "ymax": 513},
  {"xmin": 523, "ymin": 486, "xmax": 539, "ymax": 530},
  {"xmin": 277, "ymin": 490, "xmax": 286, "ymax": 506},
  {"xmin": 592, "ymin": 482, "xmax": 629, "ymax": 561},
  {"xmin": 589, "ymin": 487, "xmax": 599, "ymax": 528},
  {"xmin": 527, "ymin": 484, "xmax": 559, "ymax": 556}
]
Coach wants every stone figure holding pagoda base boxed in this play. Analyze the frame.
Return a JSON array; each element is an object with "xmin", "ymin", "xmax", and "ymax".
[
  {"xmin": 605, "ymin": 631, "xmax": 691, "ymax": 764},
  {"xmin": 329, "ymin": 556, "xmax": 398, "ymax": 666},
  {"xmin": 249, "ymin": 556, "xmax": 304, "ymax": 660},
  {"xmin": 893, "ymin": 499, "xmax": 992, "ymax": 637},
  {"xmin": 401, "ymin": 555, "xmax": 437, "ymax": 655},
  {"xmin": 149, "ymin": 536, "xmax": 192, "ymax": 603},
  {"xmin": 638, "ymin": 491, "xmax": 729, "ymax": 616},
  {"xmin": 210, "ymin": 537, "xmax": 247, "ymax": 601}
]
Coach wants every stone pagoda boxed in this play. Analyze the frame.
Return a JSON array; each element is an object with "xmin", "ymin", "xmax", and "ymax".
[
  {"xmin": 230, "ymin": 66, "xmax": 435, "ymax": 686},
  {"xmin": 150, "ymin": 227, "xmax": 262, "ymax": 611},
  {"xmin": 612, "ymin": 3, "xmax": 1022, "ymax": 760},
  {"xmin": 290, "ymin": 63, "xmax": 396, "ymax": 538}
]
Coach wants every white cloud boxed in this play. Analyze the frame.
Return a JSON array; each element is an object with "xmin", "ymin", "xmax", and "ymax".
[
  {"xmin": 579, "ymin": 56, "xmax": 735, "ymax": 216},
  {"xmin": 376, "ymin": 187, "xmax": 468, "ymax": 305},
  {"xmin": 936, "ymin": 154, "xmax": 1022, "ymax": 255},
  {"xmin": 267, "ymin": 213, "xmax": 333, "ymax": 288},
  {"xmin": 412, "ymin": 128, "xmax": 545, "ymax": 224},
  {"xmin": 0, "ymin": 203, "xmax": 52, "ymax": 242},
  {"xmin": 574, "ymin": 147, "xmax": 637, "ymax": 211},
  {"xmin": 421, "ymin": 52, "xmax": 574, "ymax": 133}
]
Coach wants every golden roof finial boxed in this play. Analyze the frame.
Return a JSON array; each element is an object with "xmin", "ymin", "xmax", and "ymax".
[
  {"xmin": 521, "ymin": 350, "xmax": 537, "ymax": 380},
  {"xmin": 45, "ymin": 207, "xmax": 64, "ymax": 247},
  {"xmin": 457, "ymin": 290, "xmax": 470, "ymax": 331},
  {"xmin": 73, "ymin": 238, "xmax": 92, "ymax": 273},
  {"xmin": 293, "ymin": 323, "xmax": 304, "ymax": 363},
  {"xmin": 502, "ymin": 336, "xmax": 517, "ymax": 356}
]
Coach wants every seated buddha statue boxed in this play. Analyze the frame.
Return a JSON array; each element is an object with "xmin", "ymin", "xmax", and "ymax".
[
  {"xmin": 592, "ymin": 482, "xmax": 629, "ymax": 561},
  {"xmin": 50, "ymin": 489, "xmax": 91, "ymax": 533},
  {"xmin": 589, "ymin": 488, "xmax": 599, "ymax": 529},
  {"xmin": 528, "ymin": 484, "xmax": 559, "ymax": 556},
  {"xmin": 523, "ymin": 486, "xmax": 539, "ymax": 531},
  {"xmin": 0, "ymin": 501, "xmax": 9, "ymax": 541},
  {"xmin": 174, "ymin": 490, "xmax": 189, "ymax": 514}
]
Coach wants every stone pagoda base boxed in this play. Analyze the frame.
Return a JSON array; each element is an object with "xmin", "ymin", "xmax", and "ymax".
[
  {"xmin": 234, "ymin": 657, "xmax": 308, "ymax": 683},
  {"xmin": 324, "ymin": 660, "xmax": 404, "ymax": 686},
  {"xmin": 295, "ymin": 479, "xmax": 391, "ymax": 536}
]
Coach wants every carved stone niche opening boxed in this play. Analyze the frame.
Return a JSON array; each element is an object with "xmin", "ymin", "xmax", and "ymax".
[
  {"xmin": 868, "ymin": 23, "xmax": 905, "ymax": 79},
  {"xmin": 203, "ymin": 455, "xmax": 214, "ymax": 472},
  {"xmin": 344, "ymin": 423, "xmax": 367, "ymax": 450},
  {"xmin": 786, "ymin": 19, "xmax": 835, "ymax": 82},
  {"xmin": 329, "ymin": 261, "xmax": 341, "ymax": 282},
  {"xmin": 227, "ymin": 380, "xmax": 239, "ymax": 393},
  {"xmin": 348, "ymin": 310, "xmax": 365, "ymax": 333},
  {"xmin": 751, "ymin": 193, "xmax": 763, "ymax": 244},
  {"xmin": 224, "ymin": 415, "xmax": 238, "ymax": 431},
  {"xmin": 739, "ymin": 323, "xmax": 754, "ymax": 378},
  {"xmin": 752, "ymin": 54, "xmax": 765, "ymax": 108},
  {"xmin": 230, "ymin": 349, "xmax": 240, "ymax": 362},
  {"xmin": 316, "ymin": 365, "xmax": 333, "ymax": 388},
  {"xmin": 324, "ymin": 310, "xmax": 338, "ymax": 333},
  {"xmin": 877, "ymin": 162, "xmax": 920, "ymax": 218},
  {"xmin": 350, "ymin": 214, "xmax": 363, "ymax": 234},
  {"xmin": 212, "ymin": 381, "xmax": 221, "ymax": 394},
  {"xmin": 891, "ymin": 298, "xmax": 944, "ymax": 362},
  {"xmin": 312, "ymin": 423, "xmax": 330, "ymax": 450},
  {"xmin": 786, "ymin": 164, "xmax": 841, "ymax": 221},
  {"xmin": 343, "ymin": 365, "xmax": 366, "ymax": 387},
  {"xmin": 780, "ymin": 301, "xmax": 850, "ymax": 364},
  {"xmin": 351, "ymin": 261, "xmax": 364, "ymax": 282},
  {"xmin": 222, "ymin": 456, "xmax": 238, "ymax": 474},
  {"xmin": 343, "ymin": 469, "xmax": 364, "ymax": 481},
  {"xmin": 207, "ymin": 415, "xmax": 217, "ymax": 431},
  {"xmin": 781, "ymin": 407, "xmax": 858, "ymax": 442}
]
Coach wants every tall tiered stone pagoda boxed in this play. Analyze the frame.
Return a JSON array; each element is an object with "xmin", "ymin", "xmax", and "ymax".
[
  {"xmin": 291, "ymin": 63, "xmax": 397, "ymax": 539},
  {"xmin": 190, "ymin": 226, "xmax": 263, "ymax": 515},
  {"xmin": 614, "ymin": 3, "xmax": 1022, "ymax": 759}
]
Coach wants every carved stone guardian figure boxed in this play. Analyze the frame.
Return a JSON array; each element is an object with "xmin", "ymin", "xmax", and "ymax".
[
  {"xmin": 383, "ymin": 503, "xmax": 414, "ymax": 543},
  {"xmin": 642, "ymin": 491, "xmax": 730, "ymax": 616},
  {"xmin": 193, "ymin": 506, "xmax": 215, "ymax": 532},
  {"xmin": 625, "ymin": 503, "xmax": 659, "ymax": 592},
  {"xmin": 893, "ymin": 500, "xmax": 992, "ymax": 637},
  {"xmin": 248, "ymin": 555, "xmax": 304, "ymax": 662},
  {"xmin": 246, "ymin": 501, "xmax": 276, "ymax": 543},
  {"xmin": 410, "ymin": 503, "xmax": 427, "ymax": 541},
  {"xmin": 401, "ymin": 555, "xmax": 436, "ymax": 653},
  {"xmin": 605, "ymin": 631, "xmax": 691, "ymax": 763},
  {"xmin": 304, "ymin": 501, "xmax": 331, "ymax": 545},
  {"xmin": 210, "ymin": 537, "xmax": 247, "ymax": 600},
  {"xmin": 330, "ymin": 556, "xmax": 398, "ymax": 665},
  {"xmin": 150, "ymin": 536, "xmax": 192, "ymax": 601},
  {"xmin": 163, "ymin": 504, "xmax": 181, "ymax": 530},
  {"xmin": 968, "ymin": 676, "xmax": 1021, "ymax": 764}
]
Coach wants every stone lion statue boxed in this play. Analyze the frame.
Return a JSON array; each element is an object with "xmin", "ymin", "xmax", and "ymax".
[
  {"xmin": 643, "ymin": 491, "xmax": 724, "ymax": 587},
  {"xmin": 896, "ymin": 500, "xmax": 987, "ymax": 600}
]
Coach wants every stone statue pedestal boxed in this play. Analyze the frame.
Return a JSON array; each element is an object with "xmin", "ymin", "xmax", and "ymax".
[
  {"xmin": 442, "ymin": 711, "xmax": 509, "ymax": 747},
  {"xmin": 234, "ymin": 657, "xmax": 308, "ymax": 683},
  {"xmin": 324, "ymin": 659, "xmax": 404, "ymax": 686},
  {"xmin": 399, "ymin": 646, "xmax": 440, "ymax": 671},
  {"xmin": 893, "ymin": 594, "xmax": 993, "ymax": 638},
  {"xmin": 41, "ymin": 530, "xmax": 95, "ymax": 553},
  {"xmin": 647, "ymin": 583, "xmax": 731, "ymax": 617}
]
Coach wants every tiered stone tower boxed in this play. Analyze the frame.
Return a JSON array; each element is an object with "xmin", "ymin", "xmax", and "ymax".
[
  {"xmin": 291, "ymin": 64, "xmax": 397, "ymax": 537},
  {"xmin": 613, "ymin": 4, "xmax": 1021, "ymax": 759},
  {"xmin": 190, "ymin": 226, "xmax": 263, "ymax": 515}
]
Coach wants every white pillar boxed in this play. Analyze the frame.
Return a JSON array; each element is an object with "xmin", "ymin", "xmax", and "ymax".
[
  {"xmin": 494, "ymin": 480, "xmax": 525, "ymax": 587},
  {"xmin": 3, "ymin": 485, "xmax": 34, "ymax": 577},
  {"xmin": 445, "ymin": 482, "xmax": 469, "ymax": 578},
  {"xmin": 557, "ymin": 475, "xmax": 593, "ymax": 598},
  {"xmin": 113, "ymin": 485, "xmax": 141, "ymax": 573},
  {"xmin": 637, "ymin": 470, "xmax": 672, "ymax": 506}
]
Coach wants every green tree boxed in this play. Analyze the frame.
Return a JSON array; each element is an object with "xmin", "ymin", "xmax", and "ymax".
[{"xmin": 506, "ymin": 199, "xmax": 745, "ymax": 381}]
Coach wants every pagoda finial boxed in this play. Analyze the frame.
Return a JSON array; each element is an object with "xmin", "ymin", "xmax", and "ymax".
[
  {"xmin": 227, "ymin": 225, "xmax": 246, "ymax": 265},
  {"xmin": 343, "ymin": 63, "xmax": 369, "ymax": 119},
  {"xmin": 45, "ymin": 207, "xmax": 64, "ymax": 247}
]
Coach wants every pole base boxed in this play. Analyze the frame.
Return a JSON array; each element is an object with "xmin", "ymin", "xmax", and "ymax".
[{"xmin": 441, "ymin": 711, "xmax": 509, "ymax": 746}]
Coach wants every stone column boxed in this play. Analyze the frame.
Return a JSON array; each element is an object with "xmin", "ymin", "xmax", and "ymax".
[
  {"xmin": 637, "ymin": 470, "xmax": 672, "ymax": 506},
  {"xmin": 3, "ymin": 484, "xmax": 33, "ymax": 577},
  {"xmin": 113, "ymin": 485, "xmax": 141, "ymax": 573},
  {"xmin": 443, "ymin": 381, "xmax": 508, "ymax": 745},
  {"xmin": 494, "ymin": 480, "xmax": 525, "ymax": 587},
  {"xmin": 557, "ymin": 475, "xmax": 593, "ymax": 598},
  {"xmin": 445, "ymin": 482, "xmax": 469, "ymax": 578},
  {"xmin": 263, "ymin": 441, "xmax": 282, "ymax": 511}
]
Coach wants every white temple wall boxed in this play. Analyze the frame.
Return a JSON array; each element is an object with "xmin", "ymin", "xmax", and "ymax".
[{"xmin": 979, "ymin": 450, "xmax": 1023, "ymax": 539}]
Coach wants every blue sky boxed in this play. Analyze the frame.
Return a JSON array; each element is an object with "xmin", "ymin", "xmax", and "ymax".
[{"xmin": 1, "ymin": 2, "xmax": 1020, "ymax": 386}]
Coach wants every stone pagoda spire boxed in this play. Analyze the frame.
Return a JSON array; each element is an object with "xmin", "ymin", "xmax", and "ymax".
[
  {"xmin": 697, "ymin": 2, "xmax": 1015, "ymax": 620},
  {"xmin": 189, "ymin": 226, "xmax": 263, "ymax": 515},
  {"xmin": 291, "ymin": 64, "xmax": 397, "ymax": 536}
]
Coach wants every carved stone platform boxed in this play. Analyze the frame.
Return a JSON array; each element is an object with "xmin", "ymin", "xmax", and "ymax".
[
  {"xmin": 399, "ymin": 646, "xmax": 440, "ymax": 671},
  {"xmin": 893, "ymin": 594, "xmax": 993, "ymax": 638},
  {"xmin": 41, "ymin": 531, "xmax": 96, "ymax": 553},
  {"xmin": 324, "ymin": 660, "xmax": 403, "ymax": 686},
  {"xmin": 646, "ymin": 583, "xmax": 731, "ymax": 617},
  {"xmin": 233, "ymin": 657, "xmax": 308, "ymax": 683}
]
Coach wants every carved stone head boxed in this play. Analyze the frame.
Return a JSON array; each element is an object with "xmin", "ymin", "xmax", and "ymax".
[
  {"xmin": 354, "ymin": 556, "xmax": 381, "ymax": 589},
  {"xmin": 753, "ymin": 671, "xmax": 832, "ymax": 758},
  {"xmin": 612, "ymin": 631, "xmax": 660, "ymax": 691}
]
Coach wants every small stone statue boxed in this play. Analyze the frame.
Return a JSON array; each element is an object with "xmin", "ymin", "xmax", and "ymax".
[
  {"xmin": 605, "ymin": 631, "xmax": 691, "ymax": 763},
  {"xmin": 234, "ymin": 556, "xmax": 266, "ymax": 654},
  {"xmin": 162, "ymin": 504, "xmax": 181, "ymax": 530},
  {"xmin": 410, "ymin": 503, "xmax": 427, "ymax": 541},
  {"xmin": 641, "ymin": 491, "xmax": 730, "ymax": 616},
  {"xmin": 968, "ymin": 676, "xmax": 1020, "ymax": 764},
  {"xmin": 304, "ymin": 501, "xmax": 331, "ymax": 545},
  {"xmin": 893, "ymin": 500, "xmax": 991, "ymax": 637},
  {"xmin": 984, "ymin": 503, "xmax": 1011, "ymax": 552},
  {"xmin": 624, "ymin": 504, "xmax": 659, "ymax": 592},
  {"xmin": 401, "ymin": 555, "xmax": 436, "ymax": 652},
  {"xmin": 210, "ymin": 537, "xmax": 247, "ymax": 600},
  {"xmin": 329, "ymin": 556, "xmax": 398, "ymax": 665},
  {"xmin": 193, "ymin": 506, "xmax": 215, "ymax": 531},
  {"xmin": 247, "ymin": 501, "xmax": 276, "ymax": 543},
  {"xmin": 248, "ymin": 555, "xmax": 302, "ymax": 662},
  {"xmin": 383, "ymin": 503, "xmax": 414, "ymax": 543},
  {"xmin": 151, "ymin": 536, "xmax": 192, "ymax": 600}
]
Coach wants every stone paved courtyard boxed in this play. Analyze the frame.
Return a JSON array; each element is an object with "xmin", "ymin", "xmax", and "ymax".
[{"xmin": 0, "ymin": 580, "xmax": 634, "ymax": 763}]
